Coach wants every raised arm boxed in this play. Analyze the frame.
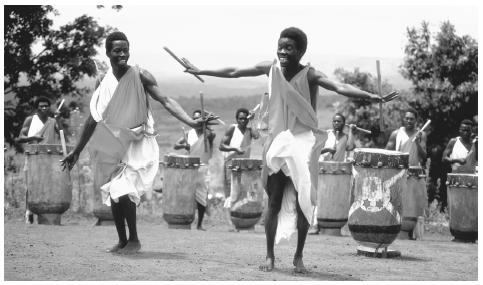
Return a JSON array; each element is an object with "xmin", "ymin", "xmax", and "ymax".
[
  {"xmin": 140, "ymin": 68, "xmax": 197, "ymax": 128},
  {"xmin": 414, "ymin": 131, "xmax": 427, "ymax": 161},
  {"xmin": 185, "ymin": 61, "xmax": 272, "ymax": 78},
  {"xmin": 174, "ymin": 136, "xmax": 189, "ymax": 151},
  {"xmin": 346, "ymin": 125, "xmax": 356, "ymax": 151},
  {"xmin": 16, "ymin": 116, "xmax": 43, "ymax": 143},
  {"xmin": 442, "ymin": 139, "xmax": 460, "ymax": 164},
  {"xmin": 308, "ymin": 69, "xmax": 397, "ymax": 102}
]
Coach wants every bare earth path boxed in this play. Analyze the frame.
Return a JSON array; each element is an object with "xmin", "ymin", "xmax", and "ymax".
[{"xmin": 4, "ymin": 214, "xmax": 477, "ymax": 281}]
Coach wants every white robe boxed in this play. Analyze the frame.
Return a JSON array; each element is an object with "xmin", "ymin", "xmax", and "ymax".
[{"xmin": 89, "ymin": 66, "xmax": 159, "ymax": 206}]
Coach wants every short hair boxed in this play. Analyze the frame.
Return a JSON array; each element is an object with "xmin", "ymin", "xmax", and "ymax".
[
  {"xmin": 34, "ymin": 96, "xmax": 51, "ymax": 108},
  {"xmin": 404, "ymin": 108, "xmax": 418, "ymax": 118},
  {"xmin": 235, "ymin": 108, "xmax": 250, "ymax": 119},
  {"xmin": 280, "ymin": 27, "xmax": 308, "ymax": 56},
  {"xmin": 105, "ymin": 31, "xmax": 129, "ymax": 53},
  {"xmin": 461, "ymin": 119, "xmax": 474, "ymax": 127},
  {"xmin": 333, "ymin": 113, "xmax": 346, "ymax": 124}
]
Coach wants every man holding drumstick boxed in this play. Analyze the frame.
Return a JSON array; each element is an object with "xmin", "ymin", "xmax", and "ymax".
[{"xmin": 185, "ymin": 27, "xmax": 398, "ymax": 273}]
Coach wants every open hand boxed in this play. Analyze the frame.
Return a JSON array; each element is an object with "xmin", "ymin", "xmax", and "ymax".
[{"xmin": 60, "ymin": 151, "xmax": 79, "ymax": 171}]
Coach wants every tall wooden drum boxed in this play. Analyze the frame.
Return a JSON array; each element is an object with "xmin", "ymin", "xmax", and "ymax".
[
  {"xmin": 25, "ymin": 144, "xmax": 73, "ymax": 225},
  {"xmin": 348, "ymin": 148, "xmax": 408, "ymax": 253},
  {"xmin": 317, "ymin": 161, "xmax": 352, "ymax": 236},
  {"xmin": 162, "ymin": 154, "xmax": 202, "ymax": 229},
  {"xmin": 447, "ymin": 173, "xmax": 477, "ymax": 242},
  {"xmin": 228, "ymin": 158, "xmax": 264, "ymax": 230},
  {"xmin": 92, "ymin": 159, "xmax": 116, "ymax": 225},
  {"xmin": 399, "ymin": 166, "xmax": 427, "ymax": 239}
]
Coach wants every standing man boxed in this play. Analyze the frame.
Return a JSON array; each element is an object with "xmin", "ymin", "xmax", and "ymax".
[
  {"xmin": 174, "ymin": 109, "xmax": 216, "ymax": 231},
  {"xmin": 16, "ymin": 96, "xmax": 61, "ymax": 224},
  {"xmin": 385, "ymin": 109, "xmax": 427, "ymax": 167},
  {"xmin": 186, "ymin": 27, "xmax": 397, "ymax": 272},
  {"xmin": 320, "ymin": 113, "xmax": 356, "ymax": 161},
  {"xmin": 219, "ymin": 107, "xmax": 259, "ymax": 231},
  {"xmin": 310, "ymin": 112, "xmax": 356, "ymax": 234},
  {"xmin": 443, "ymin": 119, "xmax": 476, "ymax": 173},
  {"xmin": 61, "ymin": 32, "xmax": 214, "ymax": 254}
]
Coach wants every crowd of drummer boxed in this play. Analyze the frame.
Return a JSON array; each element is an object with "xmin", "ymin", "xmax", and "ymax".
[{"xmin": 16, "ymin": 97, "xmax": 478, "ymax": 230}]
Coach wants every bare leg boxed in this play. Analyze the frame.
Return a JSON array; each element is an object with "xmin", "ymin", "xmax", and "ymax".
[
  {"xmin": 108, "ymin": 197, "xmax": 127, "ymax": 253},
  {"xmin": 196, "ymin": 202, "xmax": 206, "ymax": 231},
  {"xmin": 259, "ymin": 171, "xmax": 286, "ymax": 272},
  {"xmin": 118, "ymin": 195, "xmax": 141, "ymax": 254},
  {"xmin": 293, "ymin": 196, "xmax": 310, "ymax": 273}
]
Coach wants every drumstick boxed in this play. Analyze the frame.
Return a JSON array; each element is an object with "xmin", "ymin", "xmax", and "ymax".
[
  {"xmin": 200, "ymin": 92, "xmax": 208, "ymax": 152},
  {"xmin": 376, "ymin": 60, "xmax": 384, "ymax": 130},
  {"xmin": 56, "ymin": 99, "xmax": 65, "ymax": 112},
  {"xmin": 345, "ymin": 124, "xmax": 372, "ymax": 134},
  {"xmin": 247, "ymin": 104, "xmax": 261, "ymax": 120},
  {"xmin": 412, "ymin": 119, "xmax": 431, "ymax": 142},
  {"xmin": 60, "ymin": 130, "xmax": 67, "ymax": 157},
  {"xmin": 163, "ymin": 47, "xmax": 205, "ymax": 83}
]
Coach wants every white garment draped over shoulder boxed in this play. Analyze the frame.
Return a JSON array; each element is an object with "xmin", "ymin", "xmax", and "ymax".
[
  {"xmin": 450, "ymin": 137, "xmax": 470, "ymax": 171},
  {"xmin": 262, "ymin": 59, "xmax": 326, "ymax": 244},
  {"xmin": 88, "ymin": 66, "xmax": 159, "ymax": 206}
]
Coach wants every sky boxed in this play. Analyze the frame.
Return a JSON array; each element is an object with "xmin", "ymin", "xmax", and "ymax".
[{"xmin": 43, "ymin": 2, "xmax": 478, "ymax": 79}]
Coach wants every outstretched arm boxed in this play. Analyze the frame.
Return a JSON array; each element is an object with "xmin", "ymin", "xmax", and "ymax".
[
  {"xmin": 308, "ymin": 69, "xmax": 397, "ymax": 102},
  {"xmin": 185, "ymin": 61, "xmax": 272, "ymax": 78},
  {"xmin": 140, "ymin": 68, "xmax": 198, "ymax": 128},
  {"xmin": 60, "ymin": 114, "xmax": 97, "ymax": 170}
]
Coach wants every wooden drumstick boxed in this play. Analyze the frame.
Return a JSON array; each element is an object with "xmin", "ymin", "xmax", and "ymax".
[
  {"xmin": 345, "ymin": 124, "xmax": 371, "ymax": 134},
  {"xmin": 60, "ymin": 130, "xmax": 67, "ymax": 157},
  {"xmin": 376, "ymin": 60, "xmax": 384, "ymax": 131},
  {"xmin": 163, "ymin": 47, "xmax": 205, "ymax": 83},
  {"xmin": 412, "ymin": 119, "xmax": 431, "ymax": 142},
  {"xmin": 200, "ymin": 92, "xmax": 208, "ymax": 152}
]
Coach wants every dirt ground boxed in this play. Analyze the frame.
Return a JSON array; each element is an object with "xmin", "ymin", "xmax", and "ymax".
[{"xmin": 3, "ymin": 209, "xmax": 477, "ymax": 281}]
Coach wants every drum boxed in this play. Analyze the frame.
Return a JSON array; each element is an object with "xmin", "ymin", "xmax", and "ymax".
[
  {"xmin": 228, "ymin": 158, "xmax": 264, "ymax": 230},
  {"xmin": 25, "ymin": 144, "xmax": 74, "ymax": 225},
  {"xmin": 317, "ymin": 161, "xmax": 352, "ymax": 236},
  {"xmin": 92, "ymin": 158, "xmax": 116, "ymax": 225},
  {"xmin": 447, "ymin": 173, "xmax": 477, "ymax": 242},
  {"xmin": 162, "ymin": 154, "xmax": 202, "ymax": 229},
  {"xmin": 399, "ymin": 166, "xmax": 427, "ymax": 239},
  {"xmin": 348, "ymin": 148, "xmax": 408, "ymax": 250}
]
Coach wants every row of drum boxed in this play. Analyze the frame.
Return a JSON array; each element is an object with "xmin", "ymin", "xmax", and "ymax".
[{"xmin": 25, "ymin": 145, "xmax": 477, "ymax": 247}]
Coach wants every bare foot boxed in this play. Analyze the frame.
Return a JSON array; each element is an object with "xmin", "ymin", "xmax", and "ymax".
[
  {"xmin": 293, "ymin": 256, "xmax": 308, "ymax": 274},
  {"xmin": 106, "ymin": 241, "xmax": 127, "ymax": 253},
  {"xmin": 228, "ymin": 228, "xmax": 239, "ymax": 232},
  {"xmin": 197, "ymin": 226, "xmax": 207, "ymax": 231},
  {"xmin": 308, "ymin": 229, "xmax": 319, "ymax": 235},
  {"xmin": 118, "ymin": 240, "xmax": 141, "ymax": 254},
  {"xmin": 259, "ymin": 257, "xmax": 275, "ymax": 272}
]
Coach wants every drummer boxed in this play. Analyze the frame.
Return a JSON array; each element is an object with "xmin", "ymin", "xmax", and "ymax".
[
  {"xmin": 442, "ymin": 119, "xmax": 476, "ymax": 173},
  {"xmin": 16, "ymin": 96, "xmax": 62, "ymax": 224},
  {"xmin": 385, "ymin": 108, "xmax": 427, "ymax": 167},
  {"xmin": 174, "ymin": 109, "xmax": 216, "ymax": 231},
  {"xmin": 219, "ymin": 108, "xmax": 259, "ymax": 231},
  {"xmin": 310, "ymin": 112, "xmax": 356, "ymax": 234}
]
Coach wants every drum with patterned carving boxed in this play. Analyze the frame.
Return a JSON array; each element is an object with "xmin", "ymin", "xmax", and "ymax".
[
  {"xmin": 348, "ymin": 148, "xmax": 409, "ymax": 249},
  {"xmin": 447, "ymin": 173, "xmax": 477, "ymax": 242}
]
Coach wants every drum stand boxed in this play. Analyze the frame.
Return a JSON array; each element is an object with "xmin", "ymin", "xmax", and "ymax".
[{"xmin": 356, "ymin": 245, "xmax": 401, "ymax": 258}]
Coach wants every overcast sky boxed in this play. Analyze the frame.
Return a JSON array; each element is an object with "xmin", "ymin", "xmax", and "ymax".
[{"xmin": 40, "ymin": 2, "xmax": 478, "ymax": 78}]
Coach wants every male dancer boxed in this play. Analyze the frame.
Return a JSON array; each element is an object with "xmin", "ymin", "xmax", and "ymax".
[{"xmin": 186, "ymin": 27, "xmax": 397, "ymax": 272}]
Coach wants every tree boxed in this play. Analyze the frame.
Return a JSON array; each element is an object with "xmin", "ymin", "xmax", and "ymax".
[
  {"xmin": 400, "ymin": 21, "xmax": 478, "ymax": 147},
  {"xmin": 4, "ymin": 5, "xmax": 111, "ymax": 145},
  {"xmin": 334, "ymin": 67, "xmax": 409, "ymax": 147}
]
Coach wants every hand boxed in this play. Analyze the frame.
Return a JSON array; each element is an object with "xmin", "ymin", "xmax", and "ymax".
[
  {"xmin": 184, "ymin": 66, "xmax": 201, "ymax": 75},
  {"xmin": 60, "ymin": 150, "xmax": 79, "ymax": 171},
  {"xmin": 414, "ymin": 132, "xmax": 422, "ymax": 143},
  {"xmin": 185, "ymin": 144, "xmax": 191, "ymax": 151},
  {"xmin": 247, "ymin": 111, "xmax": 255, "ymax": 120},
  {"xmin": 235, "ymin": 148, "xmax": 245, "ymax": 155},
  {"xmin": 54, "ymin": 110, "xmax": 61, "ymax": 118},
  {"xmin": 328, "ymin": 148, "xmax": 336, "ymax": 155},
  {"xmin": 29, "ymin": 136, "xmax": 44, "ymax": 143},
  {"xmin": 348, "ymin": 124, "xmax": 357, "ymax": 132},
  {"xmin": 191, "ymin": 113, "xmax": 219, "ymax": 128}
]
